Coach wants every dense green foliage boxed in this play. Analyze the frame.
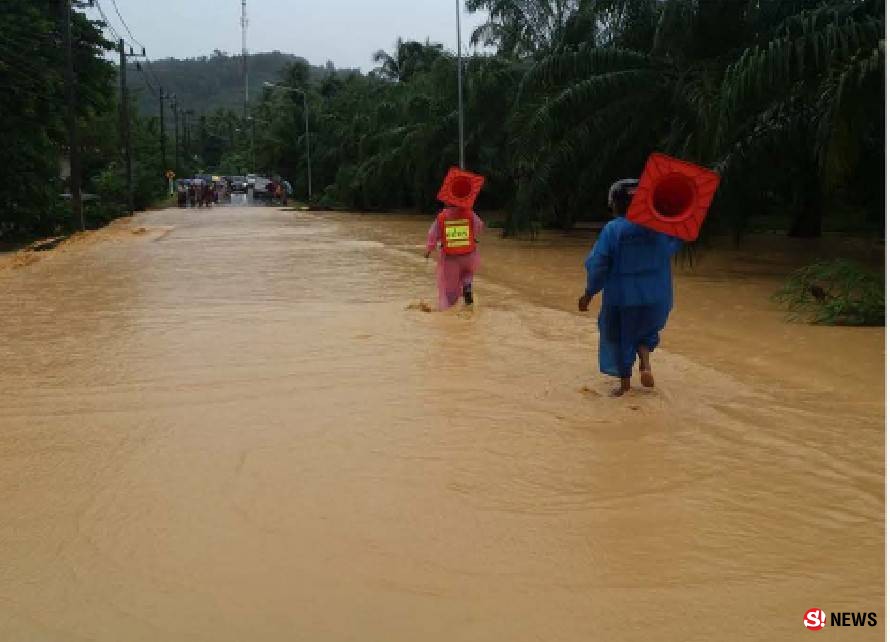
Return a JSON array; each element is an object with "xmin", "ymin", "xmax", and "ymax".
[
  {"xmin": 1, "ymin": 0, "xmax": 884, "ymax": 244},
  {"xmin": 128, "ymin": 51, "xmax": 355, "ymax": 117},
  {"xmin": 1, "ymin": 0, "xmax": 109, "ymax": 236},
  {"xmin": 775, "ymin": 259, "xmax": 885, "ymax": 325},
  {"xmin": 225, "ymin": 0, "xmax": 883, "ymax": 239},
  {"xmin": 0, "ymin": 1, "xmax": 168, "ymax": 239}
]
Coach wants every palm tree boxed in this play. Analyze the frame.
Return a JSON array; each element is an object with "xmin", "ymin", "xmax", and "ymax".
[
  {"xmin": 372, "ymin": 39, "xmax": 446, "ymax": 83},
  {"xmin": 372, "ymin": 38, "xmax": 404, "ymax": 81},
  {"xmin": 467, "ymin": 0, "xmax": 582, "ymax": 58},
  {"xmin": 715, "ymin": 0, "xmax": 884, "ymax": 236},
  {"xmin": 506, "ymin": 0, "xmax": 884, "ymax": 236}
]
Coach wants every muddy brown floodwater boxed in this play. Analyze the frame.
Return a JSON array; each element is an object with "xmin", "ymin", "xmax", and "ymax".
[{"xmin": 0, "ymin": 206, "xmax": 883, "ymax": 641}]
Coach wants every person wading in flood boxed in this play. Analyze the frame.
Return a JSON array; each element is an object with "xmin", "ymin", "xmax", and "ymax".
[
  {"xmin": 203, "ymin": 183, "xmax": 214, "ymax": 207},
  {"xmin": 578, "ymin": 179, "xmax": 683, "ymax": 397},
  {"xmin": 424, "ymin": 168, "xmax": 486, "ymax": 310}
]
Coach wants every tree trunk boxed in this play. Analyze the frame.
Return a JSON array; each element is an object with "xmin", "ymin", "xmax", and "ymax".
[{"xmin": 788, "ymin": 173, "xmax": 823, "ymax": 238}]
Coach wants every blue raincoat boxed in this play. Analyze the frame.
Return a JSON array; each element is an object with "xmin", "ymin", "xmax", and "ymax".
[{"xmin": 585, "ymin": 217, "xmax": 683, "ymax": 378}]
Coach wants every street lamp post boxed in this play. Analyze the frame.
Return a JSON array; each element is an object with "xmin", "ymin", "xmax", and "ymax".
[
  {"xmin": 247, "ymin": 115, "xmax": 256, "ymax": 173},
  {"xmin": 263, "ymin": 82, "xmax": 312, "ymax": 202},
  {"xmin": 455, "ymin": 0, "xmax": 465, "ymax": 169}
]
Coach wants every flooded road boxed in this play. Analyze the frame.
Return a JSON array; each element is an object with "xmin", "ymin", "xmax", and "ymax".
[{"xmin": 0, "ymin": 206, "xmax": 883, "ymax": 641}]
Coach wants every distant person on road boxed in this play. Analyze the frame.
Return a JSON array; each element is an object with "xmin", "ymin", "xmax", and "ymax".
[
  {"xmin": 577, "ymin": 179, "xmax": 683, "ymax": 397},
  {"xmin": 281, "ymin": 179, "xmax": 292, "ymax": 206},
  {"xmin": 187, "ymin": 184, "xmax": 197, "ymax": 208},
  {"xmin": 177, "ymin": 184, "xmax": 187, "ymax": 208},
  {"xmin": 425, "ymin": 169, "xmax": 485, "ymax": 310},
  {"xmin": 203, "ymin": 184, "xmax": 214, "ymax": 207}
]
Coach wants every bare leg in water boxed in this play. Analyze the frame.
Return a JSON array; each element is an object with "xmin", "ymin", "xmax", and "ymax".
[
  {"xmin": 638, "ymin": 345, "xmax": 655, "ymax": 387},
  {"xmin": 610, "ymin": 377, "xmax": 632, "ymax": 397}
]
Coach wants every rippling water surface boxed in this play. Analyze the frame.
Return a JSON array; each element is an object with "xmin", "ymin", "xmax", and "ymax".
[{"xmin": 0, "ymin": 206, "xmax": 883, "ymax": 641}]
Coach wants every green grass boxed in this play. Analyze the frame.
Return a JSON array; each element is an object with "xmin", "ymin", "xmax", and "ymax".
[{"xmin": 774, "ymin": 259, "xmax": 885, "ymax": 326}]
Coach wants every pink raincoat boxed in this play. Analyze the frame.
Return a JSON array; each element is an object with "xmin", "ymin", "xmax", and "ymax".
[{"xmin": 426, "ymin": 208, "xmax": 485, "ymax": 310}]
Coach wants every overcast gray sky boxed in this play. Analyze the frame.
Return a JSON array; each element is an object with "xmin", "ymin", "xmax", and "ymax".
[{"xmin": 93, "ymin": 0, "xmax": 488, "ymax": 71}]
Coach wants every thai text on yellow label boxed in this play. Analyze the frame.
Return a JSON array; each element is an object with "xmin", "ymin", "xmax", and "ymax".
[{"xmin": 444, "ymin": 219, "xmax": 471, "ymax": 247}]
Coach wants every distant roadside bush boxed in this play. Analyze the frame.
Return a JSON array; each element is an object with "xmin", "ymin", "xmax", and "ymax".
[{"xmin": 774, "ymin": 259, "xmax": 884, "ymax": 326}]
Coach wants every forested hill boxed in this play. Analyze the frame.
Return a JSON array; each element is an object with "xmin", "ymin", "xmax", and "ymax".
[{"xmin": 127, "ymin": 51, "xmax": 356, "ymax": 116}]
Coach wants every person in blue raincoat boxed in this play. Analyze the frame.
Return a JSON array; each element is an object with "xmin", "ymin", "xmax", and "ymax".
[{"xmin": 578, "ymin": 179, "xmax": 683, "ymax": 397}]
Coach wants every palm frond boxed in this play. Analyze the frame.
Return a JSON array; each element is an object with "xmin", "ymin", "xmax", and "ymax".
[{"xmin": 525, "ymin": 67, "xmax": 662, "ymax": 135}]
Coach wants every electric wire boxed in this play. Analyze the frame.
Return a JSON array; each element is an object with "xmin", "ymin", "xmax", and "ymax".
[
  {"xmin": 109, "ymin": 0, "xmax": 146, "ymax": 50},
  {"xmin": 96, "ymin": 0, "xmax": 166, "ymax": 97},
  {"xmin": 107, "ymin": 0, "xmax": 166, "ymax": 94},
  {"xmin": 106, "ymin": 0, "xmax": 165, "ymax": 90},
  {"xmin": 89, "ymin": 1, "xmax": 185, "ymax": 153},
  {"xmin": 94, "ymin": 1, "xmax": 124, "ymax": 43},
  {"xmin": 142, "ymin": 58, "xmax": 164, "ymax": 89},
  {"xmin": 137, "ymin": 63, "xmax": 157, "ymax": 94}
]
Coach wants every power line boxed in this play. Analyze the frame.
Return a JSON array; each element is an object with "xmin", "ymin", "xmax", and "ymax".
[
  {"xmin": 142, "ymin": 58, "xmax": 164, "ymax": 89},
  {"xmin": 136, "ymin": 63, "xmax": 157, "ymax": 95},
  {"xmin": 104, "ymin": 0, "xmax": 164, "ymax": 89},
  {"xmin": 92, "ymin": 0, "xmax": 188, "ymax": 184},
  {"xmin": 93, "ymin": 0, "xmax": 124, "ymax": 43},
  {"xmin": 109, "ymin": 0, "xmax": 145, "ymax": 49},
  {"xmin": 96, "ymin": 0, "xmax": 165, "ymax": 97}
]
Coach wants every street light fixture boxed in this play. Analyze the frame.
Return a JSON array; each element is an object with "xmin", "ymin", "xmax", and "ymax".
[{"xmin": 264, "ymin": 81, "xmax": 312, "ymax": 202}]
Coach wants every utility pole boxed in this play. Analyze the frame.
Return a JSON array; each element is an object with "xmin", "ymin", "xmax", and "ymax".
[
  {"xmin": 170, "ymin": 95, "xmax": 180, "ymax": 177},
  {"xmin": 250, "ymin": 116, "xmax": 256, "ymax": 173},
  {"xmin": 184, "ymin": 109, "xmax": 194, "ymax": 164},
  {"xmin": 118, "ymin": 40, "xmax": 145, "ymax": 214},
  {"xmin": 159, "ymin": 86, "xmax": 167, "ymax": 187},
  {"xmin": 198, "ymin": 114, "xmax": 206, "ymax": 163},
  {"xmin": 62, "ymin": 0, "xmax": 84, "ymax": 230},
  {"xmin": 241, "ymin": 0, "xmax": 249, "ymax": 118},
  {"xmin": 118, "ymin": 39, "xmax": 132, "ymax": 214},
  {"xmin": 304, "ymin": 92, "xmax": 312, "ymax": 201}
]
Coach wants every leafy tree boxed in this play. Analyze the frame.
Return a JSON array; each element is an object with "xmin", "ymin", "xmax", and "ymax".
[
  {"xmin": 501, "ymin": 0, "xmax": 884, "ymax": 236},
  {"xmin": 373, "ymin": 39, "xmax": 447, "ymax": 83},
  {"xmin": 0, "ymin": 0, "xmax": 115, "ymax": 237},
  {"xmin": 467, "ymin": 0, "xmax": 582, "ymax": 57},
  {"xmin": 714, "ymin": 0, "xmax": 884, "ymax": 237},
  {"xmin": 56, "ymin": 0, "xmax": 878, "ymax": 248}
]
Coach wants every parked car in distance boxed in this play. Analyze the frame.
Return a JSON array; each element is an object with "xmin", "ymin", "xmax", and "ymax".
[
  {"xmin": 230, "ymin": 176, "xmax": 248, "ymax": 193},
  {"xmin": 253, "ymin": 176, "xmax": 272, "ymax": 194}
]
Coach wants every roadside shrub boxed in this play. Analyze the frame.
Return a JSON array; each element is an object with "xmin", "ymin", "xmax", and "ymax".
[{"xmin": 774, "ymin": 259, "xmax": 885, "ymax": 326}]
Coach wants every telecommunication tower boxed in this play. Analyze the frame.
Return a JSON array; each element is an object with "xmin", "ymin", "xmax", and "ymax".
[{"xmin": 241, "ymin": 0, "xmax": 249, "ymax": 117}]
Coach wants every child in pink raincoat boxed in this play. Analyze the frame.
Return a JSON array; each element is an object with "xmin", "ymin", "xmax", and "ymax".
[
  {"xmin": 424, "ymin": 168, "xmax": 486, "ymax": 310},
  {"xmin": 425, "ymin": 207, "xmax": 485, "ymax": 309}
]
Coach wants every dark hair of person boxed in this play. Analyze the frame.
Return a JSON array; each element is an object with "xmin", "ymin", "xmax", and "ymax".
[{"xmin": 611, "ymin": 192, "xmax": 632, "ymax": 215}]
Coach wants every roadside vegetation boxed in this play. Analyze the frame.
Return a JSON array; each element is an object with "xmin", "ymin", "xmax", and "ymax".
[{"xmin": 2, "ymin": 1, "xmax": 884, "ymax": 323}]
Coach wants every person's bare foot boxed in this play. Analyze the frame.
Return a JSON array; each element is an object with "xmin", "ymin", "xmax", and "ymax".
[
  {"xmin": 637, "ymin": 345, "xmax": 654, "ymax": 387},
  {"xmin": 610, "ymin": 378, "xmax": 631, "ymax": 397}
]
